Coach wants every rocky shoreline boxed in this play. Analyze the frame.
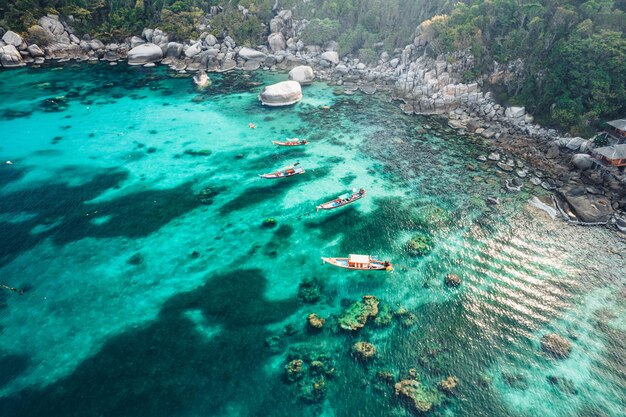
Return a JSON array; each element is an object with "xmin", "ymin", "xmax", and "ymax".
[{"xmin": 1, "ymin": 10, "xmax": 624, "ymax": 231}]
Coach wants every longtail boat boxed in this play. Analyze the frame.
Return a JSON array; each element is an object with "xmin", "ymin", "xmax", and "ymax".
[
  {"xmin": 321, "ymin": 254, "xmax": 393, "ymax": 271},
  {"xmin": 317, "ymin": 188, "xmax": 365, "ymax": 211},
  {"xmin": 259, "ymin": 162, "xmax": 305, "ymax": 179},
  {"xmin": 272, "ymin": 138, "xmax": 308, "ymax": 146}
]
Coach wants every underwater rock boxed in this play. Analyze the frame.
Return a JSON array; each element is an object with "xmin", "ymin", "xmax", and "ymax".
[
  {"xmin": 259, "ymin": 81, "xmax": 302, "ymax": 106},
  {"xmin": 338, "ymin": 295, "xmax": 379, "ymax": 331},
  {"xmin": 502, "ymin": 371, "xmax": 529, "ymax": 390},
  {"xmin": 376, "ymin": 371, "xmax": 395, "ymax": 384},
  {"xmin": 444, "ymin": 273, "xmax": 462, "ymax": 287},
  {"xmin": 438, "ymin": 376, "xmax": 459, "ymax": 394},
  {"xmin": 547, "ymin": 375, "xmax": 578, "ymax": 395},
  {"xmin": 261, "ymin": 218, "xmax": 277, "ymax": 228},
  {"xmin": 352, "ymin": 341, "xmax": 376, "ymax": 361},
  {"xmin": 126, "ymin": 253, "xmax": 143, "ymax": 265},
  {"xmin": 127, "ymin": 43, "xmax": 163, "ymax": 65},
  {"xmin": 373, "ymin": 303, "xmax": 393, "ymax": 327},
  {"xmin": 297, "ymin": 278, "xmax": 322, "ymax": 303},
  {"xmin": 193, "ymin": 70, "xmax": 211, "ymax": 87},
  {"xmin": 284, "ymin": 323, "xmax": 298, "ymax": 336},
  {"xmin": 301, "ymin": 379, "xmax": 326, "ymax": 403},
  {"xmin": 288, "ymin": 65, "xmax": 315, "ymax": 85},
  {"xmin": 196, "ymin": 186, "xmax": 221, "ymax": 205},
  {"xmin": 307, "ymin": 313, "xmax": 325, "ymax": 330},
  {"xmin": 541, "ymin": 333, "xmax": 572, "ymax": 359},
  {"xmin": 404, "ymin": 234, "xmax": 433, "ymax": 256},
  {"xmin": 418, "ymin": 346, "xmax": 450, "ymax": 375},
  {"xmin": 284, "ymin": 359, "xmax": 304, "ymax": 383},
  {"xmin": 394, "ymin": 307, "xmax": 417, "ymax": 327},
  {"xmin": 394, "ymin": 379, "xmax": 441, "ymax": 413},
  {"xmin": 184, "ymin": 149, "xmax": 212, "ymax": 157}
]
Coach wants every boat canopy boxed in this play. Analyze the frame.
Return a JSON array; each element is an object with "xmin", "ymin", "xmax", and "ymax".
[
  {"xmin": 349, "ymin": 254, "xmax": 370, "ymax": 264},
  {"xmin": 338, "ymin": 193, "xmax": 350, "ymax": 199}
]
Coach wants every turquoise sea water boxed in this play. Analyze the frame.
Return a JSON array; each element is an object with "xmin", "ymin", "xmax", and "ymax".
[{"xmin": 0, "ymin": 62, "xmax": 624, "ymax": 417}]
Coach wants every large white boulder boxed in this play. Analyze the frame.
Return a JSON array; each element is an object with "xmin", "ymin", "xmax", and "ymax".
[
  {"xmin": 130, "ymin": 36, "xmax": 145, "ymax": 48},
  {"xmin": 259, "ymin": 80, "xmax": 302, "ymax": 106},
  {"xmin": 505, "ymin": 106, "xmax": 525, "ymax": 119},
  {"xmin": 288, "ymin": 65, "xmax": 315, "ymax": 85},
  {"xmin": 320, "ymin": 51, "xmax": 339, "ymax": 65},
  {"xmin": 127, "ymin": 43, "xmax": 163, "ymax": 65},
  {"xmin": 571, "ymin": 154, "xmax": 594, "ymax": 170},
  {"xmin": 185, "ymin": 42, "xmax": 202, "ymax": 58},
  {"xmin": 0, "ymin": 45, "xmax": 25, "ymax": 67},
  {"xmin": 2, "ymin": 31, "xmax": 23, "ymax": 47},
  {"xmin": 27, "ymin": 44, "xmax": 45, "ymax": 57},
  {"xmin": 38, "ymin": 16, "xmax": 65, "ymax": 37},
  {"xmin": 268, "ymin": 32, "xmax": 286, "ymax": 52},
  {"xmin": 204, "ymin": 34, "xmax": 218, "ymax": 46},
  {"xmin": 165, "ymin": 42, "xmax": 183, "ymax": 58},
  {"xmin": 238, "ymin": 47, "xmax": 266, "ymax": 60}
]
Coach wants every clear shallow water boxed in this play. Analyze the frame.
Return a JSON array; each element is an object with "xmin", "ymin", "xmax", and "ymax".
[{"xmin": 0, "ymin": 62, "xmax": 624, "ymax": 417}]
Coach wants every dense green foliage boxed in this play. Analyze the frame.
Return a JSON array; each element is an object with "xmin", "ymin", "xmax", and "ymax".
[{"xmin": 427, "ymin": 0, "xmax": 626, "ymax": 133}]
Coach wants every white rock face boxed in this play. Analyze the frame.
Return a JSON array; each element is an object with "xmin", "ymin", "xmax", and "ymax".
[
  {"xmin": 204, "ymin": 34, "xmax": 218, "ymax": 46},
  {"xmin": 0, "ymin": 45, "xmax": 25, "ymax": 67},
  {"xmin": 165, "ymin": 42, "xmax": 183, "ymax": 58},
  {"xmin": 259, "ymin": 80, "xmax": 302, "ymax": 106},
  {"xmin": 39, "ymin": 16, "xmax": 65, "ymax": 37},
  {"xmin": 288, "ymin": 65, "xmax": 315, "ymax": 85},
  {"xmin": 130, "ymin": 36, "xmax": 145, "ymax": 48},
  {"xmin": 238, "ymin": 47, "xmax": 267, "ymax": 60},
  {"xmin": 320, "ymin": 51, "xmax": 339, "ymax": 65},
  {"xmin": 2, "ymin": 31, "xmax": 23, "ymax": 47},
  {"xmin": 185, "ymin": 42, "xmax": 202, "ymax": 58},
  {"xmin": 505, "ymin": 106, "xmax": 525, "ymax": 118},
  {"xmin": 268, "ymin": 32, "xmax": 286, "ymax": 52},
  {"xmin": 127, "ymin": 43, "xmax": 163, "ymax": 65},
  {"xmin": 27, "ymin": 44, "xmax": 45, "ymax": 57}
]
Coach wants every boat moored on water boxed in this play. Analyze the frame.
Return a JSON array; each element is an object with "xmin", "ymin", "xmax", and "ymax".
[
  {"xmin": 259, "ymin": 162, "xmax": 305, "ymax": 179},
  {"xmin": 272, "ymin": 138, "xmax": 308, "ymax": 146},
  {"xmin": 317, "ymin": 188, "xmax": 366, "ymax": 211},
  {"xmin": 321, "ymin": 254, "xmax": 393, "ymax": 271}
]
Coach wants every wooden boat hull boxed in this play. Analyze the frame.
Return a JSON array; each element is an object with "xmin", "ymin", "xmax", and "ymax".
[
  {"xmin": 272, "ymin": 140, "xmax": 307, "ymax": 146},
  {"xmin": 321, "ymin": 257, "xmax": 392, "ymax": 271},
  {"xmin": 317, "ymin": 191, "xmax": 365, "ymax": 211},
  {"xmin": 259, "ymin": 168, "xmax": 305, "ymax": 179}
]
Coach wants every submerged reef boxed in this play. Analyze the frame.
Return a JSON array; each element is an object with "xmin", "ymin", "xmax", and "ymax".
[{"xmin": 338, "ymin": 295, "xmax": 379, "ymax": 331}]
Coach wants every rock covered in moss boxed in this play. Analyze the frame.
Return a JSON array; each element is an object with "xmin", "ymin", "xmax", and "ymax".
[
  {"xmin": 438, "ymin": 376, "xmax": 459, "ymax": 394},
  {"xmin": 307, "ymin": 313, "xmax": 325, "ymax": 330},
  {"xmin": 284, "ymin": 359, "xmax": 304, "ymax": 382},
  {"xmin": 338, "ymin": 295, "xmax": 379, "ymax": 331},
  {"xmin": 297, "ymin": 277, "xmax": 322, "ymax": 303},
  {"xmin": 352, "ymin": 341, "xmax": 377, "ymax": 361},
  {"xmin": 373, "ymin": 302, "xmax": 393, "ymax": 327},
  {"xmin": 444, "ymin": 273, "xmax": 462, "ymax": 287},
  {"xmin": 405, "ymin": 234, "xmax": 433, "ymax": 256},
  {"xmin": 541, "ymin": 333, "xmax": 572, "ymax": 359},
  {"xmin": 394, "ymin": 379, "xmax": 441, "ymax": 413}
]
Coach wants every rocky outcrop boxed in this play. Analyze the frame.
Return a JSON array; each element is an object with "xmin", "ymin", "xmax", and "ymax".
[
  {"xmin": 320, "ymin": 51, "xmax": 339, "ymax": 65},
  {"xmin": 259, "ymin": 80, "xmax": 302, "ymax": 106},
  {"xmin": 558, "ymin": 186, "xmax": 613, "ymax": 223},
  {"xmin": 238, "ymin": 47, "xmax": 266, "ymax": 61},
  {"xmin": 338, "ymin": 295, "xmax": 379, "ymax": 331},
  {"xmin": 444, "ymin": 273, "xmax": 461, "ymax": 287},
  {"xmin": 0, "ymin": 45, "xmax": 24, "ymax": 67},
  {"xmin": 541, "ymin": 333, "xmax": 572, "ymax": 359},
  {"xmin": 438, "ymin": 376, "xmax": 459, "ymax": 394},
  {"xmin": 127, "ymin": 43, "xmax": 163, "ymax": 65},
  {"xmin": 571, "ymin": 154, "xmax": 594, "ymax": 170},
  {"xmin": 193, "ymin": 70, "xmax": 210, "ymax": 87},
  {"xmin": 394, "ymin": 379, "xmax": 441, "ymax": 413},
  {"xmin": 268, "ymin": 32, "xmax": 286, "ymax": 52},
  {"xmin": 288, "ymin": 65, "xmax": 315, "ymax": 85},
  {"xmin": 351, "ymin": 341, "xmax": 376, "ymax": 360},
  {"xmin": 307, "ymin": 313, "xmax": 325, "ymax": 330},
  {"xmin": 2, "ymin": 31, "xmax": 23, "ymax": 47}
]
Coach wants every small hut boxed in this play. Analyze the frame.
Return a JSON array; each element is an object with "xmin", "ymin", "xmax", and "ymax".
[
  {"xmin": 593, "ymin": 144, "xmax": 626, "ymax": 167},
  {"xmin": 606, "ymin": 119, "xmax": 626, "ymax": 140}
]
